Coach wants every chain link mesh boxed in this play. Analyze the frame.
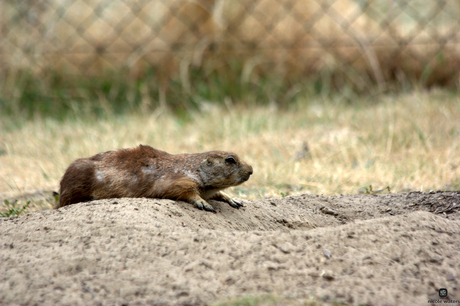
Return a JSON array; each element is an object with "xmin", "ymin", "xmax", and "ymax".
[{"xmin": 1, "ymin": 0, "xmax": 459, "ymax": 87}]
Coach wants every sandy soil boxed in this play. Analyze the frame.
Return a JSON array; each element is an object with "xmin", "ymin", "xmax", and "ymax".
[{"xmin": 1, "ymin": 191, "xmax": 460, "ymax": 305}]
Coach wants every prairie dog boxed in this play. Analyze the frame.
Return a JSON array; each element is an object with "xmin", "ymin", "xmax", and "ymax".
[{"xmin": 56, "ymin": 145, "xmax": 253, "ymax": 212}]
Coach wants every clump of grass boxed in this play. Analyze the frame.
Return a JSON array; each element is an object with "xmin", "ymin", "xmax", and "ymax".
[
  {"xmin": 214, "ymin": 293, "xmax": 347, "ymax": 306},
  {"xmin": 0, "ymin": 199, "xmax": 31, "ymax": 217},
  {"xmin": 358, "ymin": 185, "xmax": 391, "ymax": 195}
]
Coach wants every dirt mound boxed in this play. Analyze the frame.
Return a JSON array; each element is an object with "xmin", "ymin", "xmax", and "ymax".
[{"xmin": 1, "ymin": 192, "xmax": 460, "ymax": 305}]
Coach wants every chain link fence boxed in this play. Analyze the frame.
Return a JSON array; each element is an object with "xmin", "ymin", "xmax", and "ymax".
[{"xmin": 1, "ymin": 0, "xmax": 460, "ymax": 93}]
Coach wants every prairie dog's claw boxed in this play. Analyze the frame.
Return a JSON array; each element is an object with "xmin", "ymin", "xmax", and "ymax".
[
  {"xmin": 195, "ymin": 200, "xmax": 216, "ymax": 213},
  {"xmin": 227, "ymin": 198, "xmax": 244, "ymax": 208}
]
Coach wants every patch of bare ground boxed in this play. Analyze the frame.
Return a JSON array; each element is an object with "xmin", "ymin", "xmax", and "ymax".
[{"xmin": 1, "ymin": 191, "xmax": 460, "ymax": 305}]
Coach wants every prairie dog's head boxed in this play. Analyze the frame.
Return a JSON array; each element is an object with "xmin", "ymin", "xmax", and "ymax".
[{"xmin": 199, "ymin": 151, "xmax": 253, "ymax": 189}]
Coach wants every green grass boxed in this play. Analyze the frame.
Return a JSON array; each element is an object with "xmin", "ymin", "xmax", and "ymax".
[
  {"xmin": 0, "ymin": 200, "xmax": 31, "ymax": 218},
  {"xmin": 213, "ymin": 294, "xmax": 348, "ymax": 306},
  {"xmin": 0, "ymin": 65, "xmax": 314, "ymax": 122}
]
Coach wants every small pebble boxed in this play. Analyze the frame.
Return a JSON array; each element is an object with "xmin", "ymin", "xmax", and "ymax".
[{"xmin": 322, "ymin": 271, "xmax": 335, "ymax": 281}]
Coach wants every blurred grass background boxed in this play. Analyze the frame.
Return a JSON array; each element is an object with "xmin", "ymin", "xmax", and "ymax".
[
  {"xmin": 1, "ymin": 0, "xmax": 460, "ymax": 213},
  {"xmin": 1, "ymin": 0, "xmax": 460, "ymax": 119}
]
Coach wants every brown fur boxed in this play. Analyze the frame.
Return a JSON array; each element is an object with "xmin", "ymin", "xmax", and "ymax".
[{"xmin": 56, "ymin": 145, "xmax": 253, "ymax": 212}]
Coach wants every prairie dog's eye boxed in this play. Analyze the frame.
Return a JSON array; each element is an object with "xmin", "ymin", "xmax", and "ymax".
[{"xmin": 225, "ymin": 157, "xmax": 236, "ymax": 164}]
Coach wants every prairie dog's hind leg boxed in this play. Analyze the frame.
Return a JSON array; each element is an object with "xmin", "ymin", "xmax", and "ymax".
[
  {"xmin": 56, "ymin": 159, "xmax": 96, "ymax": 208},
  {"xmin": 209, "ymin": 191, "xmax": 244, "ymax": 209}
]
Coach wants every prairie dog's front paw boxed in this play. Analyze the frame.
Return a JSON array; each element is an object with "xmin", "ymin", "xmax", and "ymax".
[
  {"xmin": 213, "ymin": 192, "xmax": 244, "ymax": 209},
  {"xmin": 195, "ymin": 199, "xmax": 216, "ymax": 213},
  {"xmin": 226, "ymin": 197, "xmax": 244, "ymax": 208}
]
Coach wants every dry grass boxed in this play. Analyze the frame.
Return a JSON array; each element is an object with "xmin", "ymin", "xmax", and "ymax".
[{"xmin": 1, "ymin": 89, "xmax": 459, "ymax": 213}]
